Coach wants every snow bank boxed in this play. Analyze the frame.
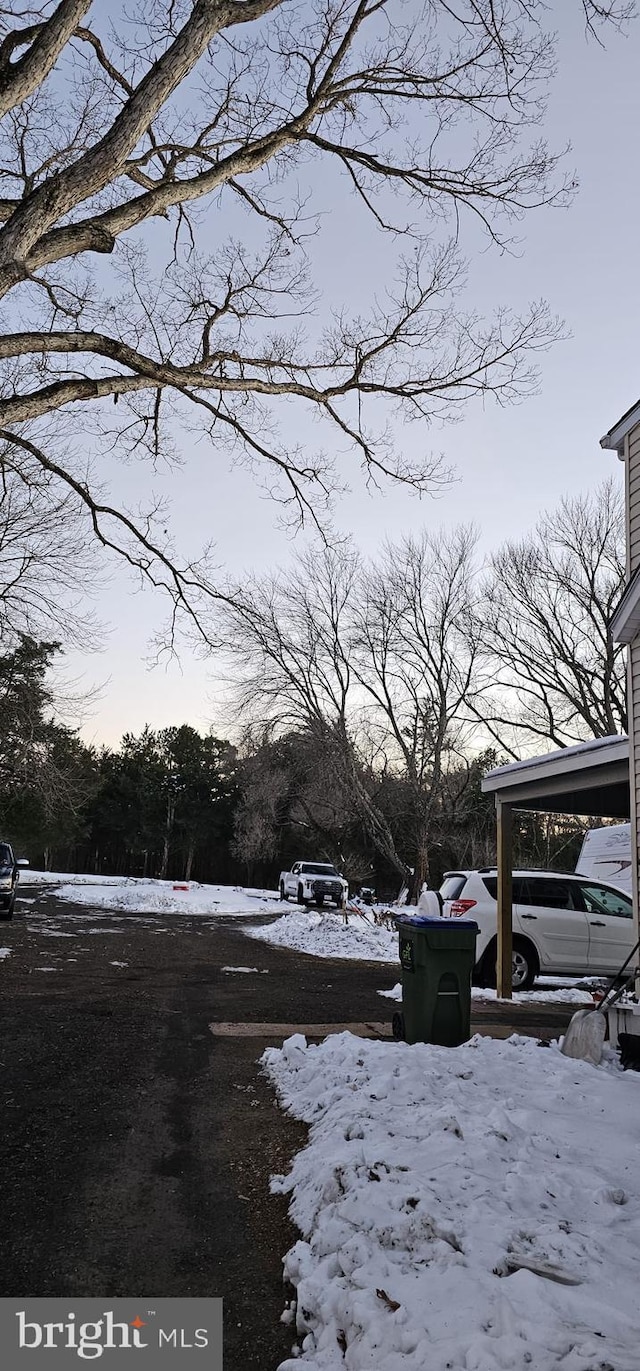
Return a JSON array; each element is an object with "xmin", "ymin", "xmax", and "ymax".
[
  {"xmin": 22, "ymin": 871, "xmax": 289, "ymax": 917},
  {"xmin": 20, "ymin": 870, "xmax": 133, "ymax": 886},
  {"xmin": 263, "ymin": 1032, "xmax": 640, "ymax": 1370},
  {"xmin": 247, "ymin": 909, "xmax": 397, "ymax": 962},
  {"xmin": 379, "ymin": 982, "xmax": 595, "ymax": 1006},
  {"xmin": 472, "ymin": 985, "xmax": 595, "ymax": 1006}
]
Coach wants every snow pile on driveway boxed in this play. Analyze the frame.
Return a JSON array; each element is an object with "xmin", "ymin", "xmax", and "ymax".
[
  {"xmin": 263, "ymin": 1032, "xmax": 640, "ymax": 1370},
  {"xmin": 22, "ymin": 870, "xmax": 288, "ymax": 917},
  {"xmin": 247, "ymin": 909, "xmax": 397, "ymax": 962}
]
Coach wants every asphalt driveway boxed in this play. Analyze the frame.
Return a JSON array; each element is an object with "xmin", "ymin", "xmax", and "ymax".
[{"xmin": 0, "ymin": 887, "xmax": 577, "ymax": 1369}]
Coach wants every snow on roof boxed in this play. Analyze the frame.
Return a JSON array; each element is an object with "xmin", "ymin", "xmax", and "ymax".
[{"xmin": 483, "ymin": 734, "xmax": 628, "ymax": 788}]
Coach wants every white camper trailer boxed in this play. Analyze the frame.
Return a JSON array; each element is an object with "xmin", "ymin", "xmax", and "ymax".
[{"xmin": 575, "ymin": 823, "xmax": 633, "ymax": 895}]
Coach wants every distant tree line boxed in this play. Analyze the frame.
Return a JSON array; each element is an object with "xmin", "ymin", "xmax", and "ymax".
[{"xmin": 0, "ymin": 648, "xmax": 240, "ymax": 881}]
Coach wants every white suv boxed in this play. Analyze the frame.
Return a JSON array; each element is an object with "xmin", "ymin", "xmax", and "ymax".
[{"xmin": 440, "ymin": 869, "xmax": 636, "ymax": 990}]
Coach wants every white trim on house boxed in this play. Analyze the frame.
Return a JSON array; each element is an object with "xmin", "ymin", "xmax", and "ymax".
[
  {"xmin": 601, "ymin": 400, "xmax": 640, "ymax": 458},
  {"xmin": 602, "ymin": 401, "xmax": 640, "ymax": 989},
  {"xmin": 611, "ymin": 564, "xmax": 640, "ymax": 645}
]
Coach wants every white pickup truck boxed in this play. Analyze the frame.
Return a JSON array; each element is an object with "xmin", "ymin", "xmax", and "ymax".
[{"xmin": 279, "ymin": 861, "xmax": 348, "ymax": 908}]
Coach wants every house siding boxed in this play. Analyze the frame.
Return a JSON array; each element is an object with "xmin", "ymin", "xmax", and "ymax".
[
  {"xmin": 625, "ymin": 424, "xmax": 640, "ymax": 945},
  {"xmin": 628, "ymin": 426, "xmax": 640, "ymax": 572}
]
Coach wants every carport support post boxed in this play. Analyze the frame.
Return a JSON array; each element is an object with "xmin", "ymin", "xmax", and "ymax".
[{"xmin": 496, "ymin": 800, "xmax": 513, "ymax": 1000}]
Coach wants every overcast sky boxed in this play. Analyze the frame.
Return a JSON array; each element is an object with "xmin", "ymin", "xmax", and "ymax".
[{"xmin": 70, "ymin": 5, "xmax": 640, "ymax": 751}]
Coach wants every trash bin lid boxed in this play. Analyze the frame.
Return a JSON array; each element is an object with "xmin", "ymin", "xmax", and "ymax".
[
  {"xmin": 395, "ymin": 913, "xmax": 478, "ymax": 930},
  {"xmin": 395, "ymin": 913, "xmax": 435, "ymax": 925},
  {"xmin": 395, "ymin": 913, "xmax": 443, "ymax": 926}
]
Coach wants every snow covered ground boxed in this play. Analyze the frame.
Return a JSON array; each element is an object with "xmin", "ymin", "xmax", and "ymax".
[
  {"xmin": 19, "ymin": 870, "xmax": 138, "ymax": 887},
  {"xmin": 263, "ymin": 1031, "xmax": 640, "ymax": 1370},
  {"xmin": 19, "ymin": 870, "xmax": 289, "ymax": 917},
  {"xmin": 246, "ymin": 909, "xmax": 397, "ymax": 962}
]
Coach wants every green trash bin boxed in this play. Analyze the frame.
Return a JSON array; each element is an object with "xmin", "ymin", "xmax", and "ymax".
[{"xmin": 393, "ymin": 914, "xmax": 478, "ymax": 1047}]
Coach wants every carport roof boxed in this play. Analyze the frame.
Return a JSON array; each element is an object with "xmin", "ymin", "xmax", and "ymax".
[{"xmin": 481, "ymin": 735, "xmax": 630, "ymax": 817}]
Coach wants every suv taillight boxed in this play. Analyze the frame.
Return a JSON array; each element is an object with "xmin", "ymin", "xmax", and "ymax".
[{"xmin": 448, "ymin": 898, "xmax": 477, "ymax": 917}]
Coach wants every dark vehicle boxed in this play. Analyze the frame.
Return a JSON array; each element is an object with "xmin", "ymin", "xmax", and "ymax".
[{"xmin": 0, "ymin": 843, "xmax": 28, "ymax": 920}]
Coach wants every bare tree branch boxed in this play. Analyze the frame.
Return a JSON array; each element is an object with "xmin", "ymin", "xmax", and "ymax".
[
  {"xmin": 0, "ymin": 1, "xmax": 628, "ymax": 632},
  {"xmin": 0, "ymin": 2, "xmax": 92, "ymax": 121},
  {"xmin": 474, "ymin": 478, "xmax": 627, "ymax": 750}
]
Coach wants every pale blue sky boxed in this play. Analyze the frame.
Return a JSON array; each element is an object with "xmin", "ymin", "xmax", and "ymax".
[{"xmin": 71, "ymin": 5, "xmax": 640, "ymax": 749}]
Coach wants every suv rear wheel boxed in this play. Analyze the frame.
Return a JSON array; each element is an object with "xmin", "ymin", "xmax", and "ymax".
[
  {"xmin": 512, "ymin": 938, "xmax": 537, "ymax": 991},
  {"xmin": 480, "ymin": 935, "xmax": 538, "ymax": 992}
]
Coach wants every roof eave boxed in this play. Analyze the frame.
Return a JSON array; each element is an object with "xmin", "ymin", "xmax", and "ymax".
[
  {"xmin": 611, "ymin": 568, "xmax": 640, "ymax": 644},
  {"xmin": 600, "ymin": 399, "xmax": 640, "ymax": 457},
  {"xmin": 482, "ymin": 736, "xmax": 629, "ymax": 796}
]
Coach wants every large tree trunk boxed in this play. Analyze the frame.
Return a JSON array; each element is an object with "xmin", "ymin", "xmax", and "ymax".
[
  {"xmin": 408, "ymin": 839, "xmax": 430, "ymax": 905},
  {"xmin": 159, "ymin": 833, "xmax": 170, "ymax": 881},
  {"xmin": 184, "ymin": 842, "xmax": 195, "ymax": 882},
  {"xmin": 159, "ymin": 792, "xmax": 175, "ymax": 880}
]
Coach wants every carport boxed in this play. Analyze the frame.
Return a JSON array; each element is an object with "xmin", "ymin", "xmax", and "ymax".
[{"xmin": 481, "ymin": 735, "xmax": 630, "ymax": 997}]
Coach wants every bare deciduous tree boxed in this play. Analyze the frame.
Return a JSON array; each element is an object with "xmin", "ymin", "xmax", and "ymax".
[
  {"xmin": 222, "ymin": 480, "xmax": 627, "ymax": 883},
  {"xmin": 232, "ymin": 731, "xmax": 293, "ymax": 872},
  {"xmin": 232, "ymin": 724, "xmax": 369, "ymax": 880},
  {"xmin": 352, "ymin": 527, "xmax": 482, "ymax": 897},
  {"xmin": 221, "ymin": 542, "xmax": 412, "ymax": 880},
  {"xmin": 476, "ymin": 478, "xmax": 627, "ymax": 753},
  {"xmin": 221, "ymin": 529, "xmax": 484, "ymax": 896},
  {"xmin": 0, "ymin": 1, "xmax": 625, "ymax": 629},
  {"xmin": 0, "ymin": 441, "xmax": 100, "ymax": 646}
]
